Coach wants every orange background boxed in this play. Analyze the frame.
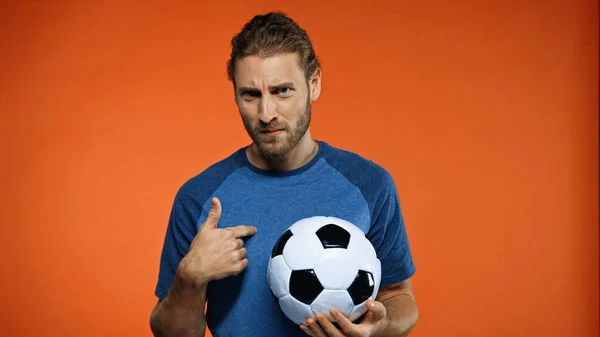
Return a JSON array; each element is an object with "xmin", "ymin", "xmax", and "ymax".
[{"xmin": 1, "ymin": 1, "xmax": 598, "ymax": 336}]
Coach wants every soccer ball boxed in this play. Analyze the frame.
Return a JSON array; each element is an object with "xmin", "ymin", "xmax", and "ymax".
[{"xmin": 266, "ymin": 216, "xmax": 382, "ymax": 325}]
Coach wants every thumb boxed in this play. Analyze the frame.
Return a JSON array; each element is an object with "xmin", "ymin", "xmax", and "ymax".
[
  {"xmin": 365, "ymin": 300, "xmax": 386, "ymax": 322},
  {"xmin": 202, "ymin": 197, "xmax": 222, "ymax": 229}
]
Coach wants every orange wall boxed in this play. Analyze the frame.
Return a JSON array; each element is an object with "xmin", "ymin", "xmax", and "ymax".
[{"xmin": 1, "ymin": 1, "xmax": 598, "ymax": 336}]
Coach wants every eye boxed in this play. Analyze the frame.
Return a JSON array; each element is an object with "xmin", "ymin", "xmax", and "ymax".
[
  {"xmin": 278, "ymin": 87, "xmax": 292, "ymax": 96},
  {"xmin": 241, "ymin": 90, "xmax": 261, "ymax": 99}
]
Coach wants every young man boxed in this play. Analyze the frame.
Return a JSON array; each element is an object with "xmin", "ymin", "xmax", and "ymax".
[{"xmin": 150, "ymin": 12, "xmax": 419, "ymax": 337}]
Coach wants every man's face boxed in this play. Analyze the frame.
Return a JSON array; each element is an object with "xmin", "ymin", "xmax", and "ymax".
[{"xmin": 233, "ymin": 53, "xmax": 319, "ymax": 160}]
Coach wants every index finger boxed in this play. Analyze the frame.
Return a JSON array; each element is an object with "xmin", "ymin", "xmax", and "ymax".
[
  {"xmin": 330, "ymin": 309, "xmax": 357, "ymax": 335},
  {"xmin": 227, "ymin": 225, "xmax": 258, "ymax": 238}
]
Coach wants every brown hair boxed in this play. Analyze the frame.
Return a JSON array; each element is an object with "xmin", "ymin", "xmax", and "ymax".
[{"xmin": 226, "ymin": 12, "xmax": 321, "ymax": 87}]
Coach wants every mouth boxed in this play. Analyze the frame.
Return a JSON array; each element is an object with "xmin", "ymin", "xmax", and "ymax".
[{"xmin": 260, "ymin": 129, "xmax": 284, "ymax": 136}]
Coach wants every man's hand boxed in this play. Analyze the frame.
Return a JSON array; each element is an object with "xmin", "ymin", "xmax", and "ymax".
[
  {"xmin": 177, "ymin": 197, "xmax": 258, "ymax": 285},
  {"xmin": 300, "ymin": 300, "xmax": 388, "ymax": 337}
]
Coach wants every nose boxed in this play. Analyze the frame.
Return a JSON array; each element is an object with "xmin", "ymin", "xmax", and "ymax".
[{"xmin": 258, "ymin": 94, "xmax": 277, "ymax": 124}]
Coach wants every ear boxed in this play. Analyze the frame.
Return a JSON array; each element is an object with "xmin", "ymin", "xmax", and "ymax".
[{"xmin": 309, "ymin": 68, "xmax": 322, "ymax": 102}]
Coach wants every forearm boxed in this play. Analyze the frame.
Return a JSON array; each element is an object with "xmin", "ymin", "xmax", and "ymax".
[
  {"xmin": 378, "ymin": 294, "xmax": 419, "ymax": 337},
  {"xmin": 150, "ymin": 269, "xmax": 208, "ymax": 337}
]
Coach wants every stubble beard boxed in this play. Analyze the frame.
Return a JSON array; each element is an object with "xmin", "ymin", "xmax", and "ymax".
[{"xmin": 243, "ymin": 98, "xmax": 311, "ymax": 161}]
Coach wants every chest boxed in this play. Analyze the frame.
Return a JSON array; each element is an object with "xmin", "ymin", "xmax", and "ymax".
[{"xmin": 218, "ymin": 181, "xmax": 370, "ymax": 262}]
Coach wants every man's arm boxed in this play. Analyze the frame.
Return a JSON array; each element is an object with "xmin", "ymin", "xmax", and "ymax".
[
  {"xmin": 149, "ymin": 265, "xmax": 208, "ymax": 337},
  {"xmin": 150, "ymin": 197, "xmax": 257, "ymax": 337},
  {"xmin": 375, "ymin": 279, "xmax": 419, "ymax": 337}
]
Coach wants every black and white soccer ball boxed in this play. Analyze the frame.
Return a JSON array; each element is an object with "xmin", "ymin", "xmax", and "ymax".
[{"xmin": 267, "ymin": 216, "xmax": 382, "ymax": 325}]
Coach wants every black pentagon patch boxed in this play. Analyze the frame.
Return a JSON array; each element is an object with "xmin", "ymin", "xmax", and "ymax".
[
  {"xmin": 347, "ymin": 270, "xmax": 375, "ymax": 305},
  {"xmin": 271, "ymin": 229, "xmax": 293, "ymax": 258},
  {"xmin": 315, "ymin": 224, "xmax": 350, "ymax": 249},
  {"xmin": 289, "ymin": 269, "xmax": 323, "ymax": 305}
]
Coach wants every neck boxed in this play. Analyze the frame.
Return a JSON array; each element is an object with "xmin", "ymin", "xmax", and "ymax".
[{"xmin": 247, "ymin": 131, "xmax": 318, "ymax": 172}]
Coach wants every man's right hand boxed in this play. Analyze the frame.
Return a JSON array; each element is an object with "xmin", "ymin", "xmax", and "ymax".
[{"xmin": 177, "ymin": 197, "xmax": 257, "ymax": 285}]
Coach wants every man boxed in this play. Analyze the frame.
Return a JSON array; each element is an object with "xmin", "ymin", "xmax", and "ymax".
[{"xmin": 150, "ymin": 12, "xmax": 419, "ymax": 337}]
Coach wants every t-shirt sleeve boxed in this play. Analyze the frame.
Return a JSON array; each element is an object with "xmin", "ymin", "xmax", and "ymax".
[
  {"xmin": 366, "ymin": 173, "xmax": 416, "ymax": 287},
  {"xmin": 154, "ymin": 191, "xmax": 200, "ymax": 300}
]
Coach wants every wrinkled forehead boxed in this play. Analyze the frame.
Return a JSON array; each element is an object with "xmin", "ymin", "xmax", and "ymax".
[{"xmin": 234, "ymin": 53, "xmax": 305, "ymax": 89}]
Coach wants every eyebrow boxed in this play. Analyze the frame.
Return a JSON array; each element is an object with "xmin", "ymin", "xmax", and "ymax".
[{"xmin": 237, "ymin": 82, "xmax": 296, "ymax": 92}]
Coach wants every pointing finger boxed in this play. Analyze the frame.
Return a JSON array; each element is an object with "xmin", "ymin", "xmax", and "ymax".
[{"xmin": 229, "ymin": 225, "xmax": 258, "ymax": 238}]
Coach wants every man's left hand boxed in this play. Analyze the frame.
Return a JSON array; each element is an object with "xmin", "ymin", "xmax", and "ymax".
[{"xmin": 300, "ymin": 300, "xmax": 388, "ymax": 337}]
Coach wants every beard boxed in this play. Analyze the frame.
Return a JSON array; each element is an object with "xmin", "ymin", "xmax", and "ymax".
[{"xmin": 242, "ymin": 96, "xmax": 311, "ymax": 161}]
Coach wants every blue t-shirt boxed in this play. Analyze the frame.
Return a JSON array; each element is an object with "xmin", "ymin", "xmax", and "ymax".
[{"xmin": 155, "ymin": 140, "xmax": 416, "ymax": 337}]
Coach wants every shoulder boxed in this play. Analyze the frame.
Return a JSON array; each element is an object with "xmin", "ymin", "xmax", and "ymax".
[
  {"xmin": 320, "ymin": 141, "xmax": 396, "ymax": 195},
  {"xmin": 174, "ymin": 147, "xmax": 247, "ymax": 205}
]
